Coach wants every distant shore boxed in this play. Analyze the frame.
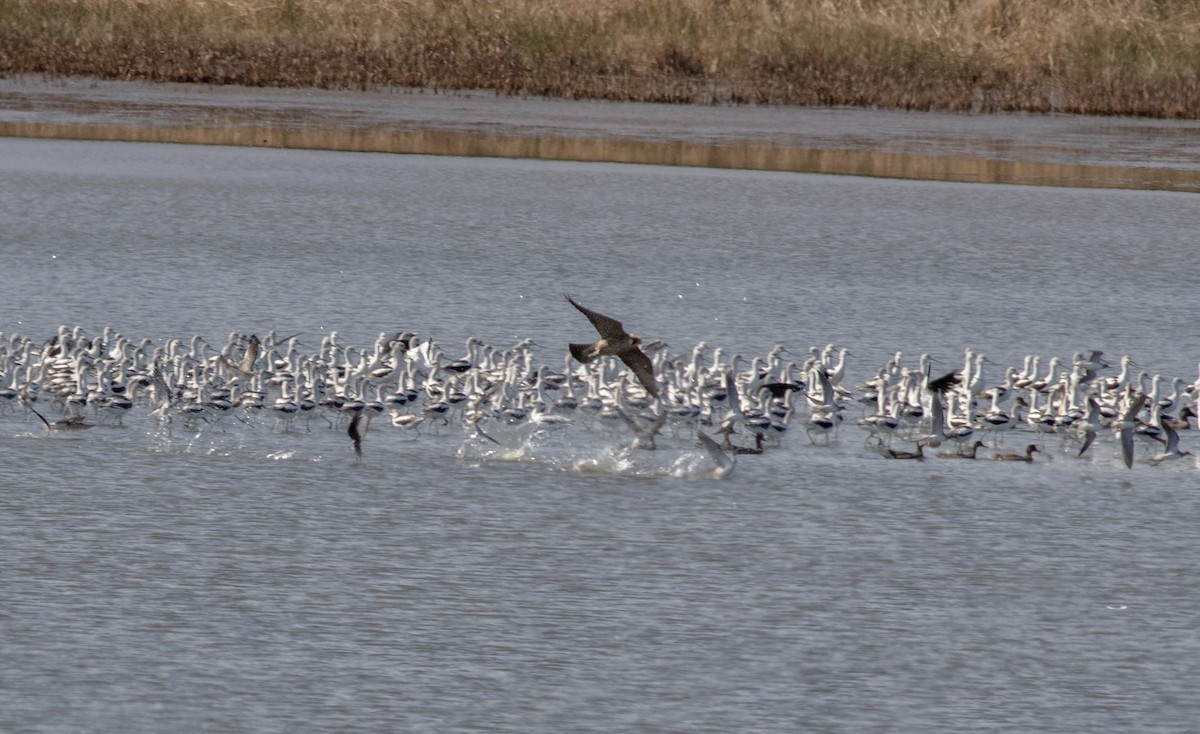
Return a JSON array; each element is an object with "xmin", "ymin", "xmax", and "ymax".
[
  {"xmin": 5, "ymin": 76, "xmax": 1200, "ymax": 193},
  {"xmin": 4, "ymin": 0, "xmax": 1200, "ymax": 119}
]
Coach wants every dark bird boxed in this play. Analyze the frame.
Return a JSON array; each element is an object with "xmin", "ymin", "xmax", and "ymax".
[
  {"xmin": 939, "ymin": 440, "xmax": 986, "ymax": 459},
  {"xmin": 926, "ymin": 369, "xmax": 963, "ymax": 394},
  {"xmin": 23, "ymin": 400, "xmax": 94, "ymax": 432},
  {"xmin": 348, "ymin": 412, "xmax": 370, "ymax": 459},
  {"xmin": 388, "ymin": 331, "xmax": 418, "ymax": 351},
  {"xmin": 1083, "ymin": 349, "xmax": 1110, "ymax": 370},
  {"xmin": 884, "ymin": 439, "xmax": 927, "ymax": 460},
  {"xmin": 995, "ymin": 444, "xmax": 1041, "ymax": 463},
  {"xmin": 1164, "ymin": 404, "xmax": 1195, "ymax": 431},
  {"xmin": 734, "ymin": 432, "xmax": 766, "ymax": 455},
  {"xmin": 565, "ymin": 295, "xmax": 659, "ymax": 398},
  {"xmin": 758, "ymin": 381, "xmax": 806, "ymax": 399}
]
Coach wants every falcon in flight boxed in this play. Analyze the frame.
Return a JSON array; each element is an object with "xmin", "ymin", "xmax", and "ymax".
[{"xmin": 565, "ymin": 295, "xmax": 659, "ymax": 399}]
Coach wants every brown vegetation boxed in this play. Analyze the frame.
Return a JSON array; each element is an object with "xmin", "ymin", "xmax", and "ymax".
[{"xmin": 3, "ymin": 0, "xmax": 1200, "ymax": 117}]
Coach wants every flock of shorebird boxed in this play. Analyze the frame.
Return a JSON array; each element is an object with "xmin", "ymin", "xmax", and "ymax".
[{"xmin": 2, "ymin": 296, "xmax": 1197, "ymax": 475}]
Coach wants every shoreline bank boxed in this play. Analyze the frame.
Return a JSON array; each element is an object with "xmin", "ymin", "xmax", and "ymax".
[{"xmin": 3, "ymin": 76, "xmax": 1200, "ymax": 192}]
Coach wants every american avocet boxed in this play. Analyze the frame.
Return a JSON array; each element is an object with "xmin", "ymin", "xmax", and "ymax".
[
  {"xmin": 617, "ymin": 407, "xmax": 669, "ymax": 450},
  {"xmin": 1117, "ymin": 388, "xmax": 1148, "ymax": 469},
  {"xmin": 220, "ymin": 333, "xmax": 260, "ymax": 377},
  {"xmin": 1148, "ymin": 423, "xmax": 1190, "ymax": 466},
  {"xmin": 696, "ymin": 429, "xmax": 736, "ymax": 479}
]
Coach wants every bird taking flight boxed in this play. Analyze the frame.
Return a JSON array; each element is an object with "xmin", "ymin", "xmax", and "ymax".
[
  {"xmin": 696, "ymin": 429, "xmax": 737, "ymax": 479},
  {"xmin": 220, "ymin": 334, "xmax": 260, "ymax": 377},
  {"xmin": 565, "ymin": 295, "xmax": 659, "ymax": 398},
  {"xmin": 23, "ymin": 400, "xmax": 94, "ymax": 433},
  {"xmin": 348, "ymin": 413, "xmax": 370, "ymax": 459}
]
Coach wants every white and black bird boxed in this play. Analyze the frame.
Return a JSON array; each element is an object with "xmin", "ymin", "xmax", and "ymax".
[
  {"xmin": 696, "ymin": 429, "xmax": 737, "ymax": 479},
  {"xmin": 617, "ymin": 408, "xmax": 669, "ymax": 450},
  {"xmin": 220, "ymin": 333, "xmax": 260, "ymax": 377},
  {"xmin": 1149, "ymin": 422, "xmax": 1190, "ymax": 466},
  {"xmin": 1118, "ymin": 390, "xmax": 1148, "ymax": 469}
]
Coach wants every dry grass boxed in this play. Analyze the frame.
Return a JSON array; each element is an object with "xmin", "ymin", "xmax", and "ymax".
[{"xmin": 4, "ymin": 0, "xmax": 1200, "ymax": 117}]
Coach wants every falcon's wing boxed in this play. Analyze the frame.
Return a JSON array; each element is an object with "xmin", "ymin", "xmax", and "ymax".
[
  {"xmin": 619, "ymin": 348, "xmax": 659, "ymax": 398},
  {"xmin": 566, "ymin": 296, "xmax": 626, "ymax": 340}
]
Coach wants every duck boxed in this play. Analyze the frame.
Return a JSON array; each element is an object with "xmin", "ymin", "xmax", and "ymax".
[
  {"xmin": 994, "ymin": 444, "xmax": 1040, "ymax": 463},
  {"xmin": 884, "ymin": 439, "xmax": 926, "ymax": 460},
  {"xmin": 734, "ymin": 432, "xmax": 766, "ymax": 455},
  {"xmin": 939, "ymin": 440, "xmax": 986, "ymax": 459}
]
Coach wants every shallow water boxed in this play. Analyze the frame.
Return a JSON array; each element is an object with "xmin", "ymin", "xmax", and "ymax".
[{"xmin": 2, "ymin": 135, "xmax": 1200, "ymax": 733}]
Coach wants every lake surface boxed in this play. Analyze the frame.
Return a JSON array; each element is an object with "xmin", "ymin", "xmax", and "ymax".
[{"xmin": 2, "ymin": 130, "xmax": 1200, "ymax": 733}]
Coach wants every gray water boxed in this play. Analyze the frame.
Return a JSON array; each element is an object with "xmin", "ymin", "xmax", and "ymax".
[{"xmin": 2, "ymin": 135, "xmax": 1200, "ymax": 733}]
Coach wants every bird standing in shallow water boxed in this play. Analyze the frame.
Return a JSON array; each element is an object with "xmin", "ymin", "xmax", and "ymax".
[{"xmin": 565, "ymin": 295, "xmax": 659, "ymax": 399}]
